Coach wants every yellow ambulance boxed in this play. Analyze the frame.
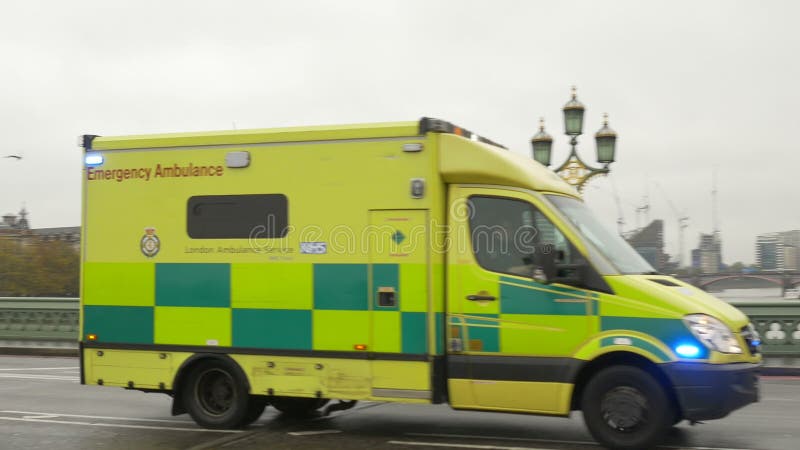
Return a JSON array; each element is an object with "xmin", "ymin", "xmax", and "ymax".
[{"xmin": 79, "ymin": 118, "xmax": 760, "ymax": 449}]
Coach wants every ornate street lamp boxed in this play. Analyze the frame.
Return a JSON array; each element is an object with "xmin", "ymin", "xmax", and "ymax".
[
  {"xmin": 531, "ymin": 87, "xmax": 617, "ymax": 192},
  {"xmin": 563, "ymin": 87, "xmax": 585, "ymax": 136},
  {"xmin": 530, "ymin": 118, "xmax": 553, "ymax": 166},
  {"xmin": 595, "ymin": 113, "xmax": 617, "ymax": 164}
]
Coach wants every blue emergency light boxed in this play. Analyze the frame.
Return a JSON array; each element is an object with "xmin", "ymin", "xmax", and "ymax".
[
  {"xmin": 675, "ymin": 344, "xmax": 701, "ymax": 358},
  {"xmin": 85, "ymin": 153, "xmax": 104, "ymax": 166}
]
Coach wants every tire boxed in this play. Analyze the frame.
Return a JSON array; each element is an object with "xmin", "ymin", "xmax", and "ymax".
[
  {"xmin": 240, "ymin": 395, "xmax": 269, "ymax": 427},
  {"xmin": 182, "ymin": 358, "xmax": 251, "ymax": 429},
  {"xmin": 581, "ymin": 365, "xmax": 674, "ymax": 450},
  {"xmin": 270, "ymin": 396, "xmax": 329, "ymax": 417}
]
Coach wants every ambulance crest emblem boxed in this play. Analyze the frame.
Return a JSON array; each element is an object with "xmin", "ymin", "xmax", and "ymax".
[{"xmin": 141, "ymin": 227, "xmax": 160, "ymax": 257}]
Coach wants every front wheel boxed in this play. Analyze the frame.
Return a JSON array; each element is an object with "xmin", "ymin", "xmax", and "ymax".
[
  {"xmin": 182, "ymin": 359, "xmax": 251, "ymax": 429},
  {"xmin": 581, "ymin": 365, "xmax": 674, "ymax": 450}
]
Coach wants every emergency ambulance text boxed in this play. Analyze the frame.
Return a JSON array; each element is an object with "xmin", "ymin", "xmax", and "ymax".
[{"xmin": 87, "ymin": 163, "xmax": 225, "ymax": 182}]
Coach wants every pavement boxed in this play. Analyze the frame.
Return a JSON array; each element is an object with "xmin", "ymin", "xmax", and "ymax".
[
  {"xmin": 2, "ymin": 341, "xmax": 799, "ymax": 375},
  {"xmin": 760, "ymin": 357, "xmax": 800, "ymax": 376}
]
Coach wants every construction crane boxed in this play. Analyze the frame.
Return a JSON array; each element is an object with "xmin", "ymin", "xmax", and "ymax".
[
  {"xmin": 653, "ymin": 181, "xmax": 689, "ymax": 267},
  {"xmin": 589, "ymin": 178, "xmax": 637, "ymax": 237},
  {"xmin": 635, "ymin": 177, "xmax": 651, "ymax": 230},
  {"xmin": 608, "ymin": 176, "xmax": 626, "ymax": 235}
]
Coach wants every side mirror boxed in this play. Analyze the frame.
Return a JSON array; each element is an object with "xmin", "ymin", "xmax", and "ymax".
[{"xmin": 552, "ymin": 263, "xmax": 585, "ymax": 287}]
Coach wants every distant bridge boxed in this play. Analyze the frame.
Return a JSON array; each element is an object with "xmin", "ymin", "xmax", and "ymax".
[{"xmin": 674, "ymin": 271, "xmax": 800, "ymax": 294}]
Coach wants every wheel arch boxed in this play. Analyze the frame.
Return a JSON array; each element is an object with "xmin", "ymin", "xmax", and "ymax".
[
  {"xmin": 570, "ymin": 351, "xmax": 680, "ymax": 417},
  {"xmin": 170, "ymin": 353, "xmax": 251, "ymax": 416}
]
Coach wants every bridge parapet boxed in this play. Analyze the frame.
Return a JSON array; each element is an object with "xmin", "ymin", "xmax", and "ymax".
[
  {"xmin": 1, "ymin": 297, "xmax": 799, "ymax": 356},
  {"xmin": 732, "ymin": 301, "xmax": 800, "ymax": 356},
  {"xmin": 0, "ymin": 297, "xmax": 79, "ymax": 342}
]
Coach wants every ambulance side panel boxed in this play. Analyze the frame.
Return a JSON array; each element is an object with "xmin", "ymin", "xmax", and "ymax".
[{"xmin": 81, "ymin": 134, "xmax": 446, "ymax": 403}]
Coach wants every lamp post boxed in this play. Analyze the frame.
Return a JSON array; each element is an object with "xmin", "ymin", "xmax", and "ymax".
[{"xmin": 530, "ymin": 87, "xmax": 617, "ymax": 192}]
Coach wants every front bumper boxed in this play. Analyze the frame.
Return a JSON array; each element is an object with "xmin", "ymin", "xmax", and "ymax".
[{"xmin": 663, "ymin": 362, "xmax": 760, "ymax": 421}]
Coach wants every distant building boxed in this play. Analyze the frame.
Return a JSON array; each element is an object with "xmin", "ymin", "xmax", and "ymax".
[
  {"xmin": 0, "ymin": 208, "xmax": 79, "ymax": 248},
  {"xmin": 625, "ymin": 219, "xmax": 667, "ymax": 271},
  {"xmin": 691, "ymin": 232, "xmax": 722, "ymax": 273},
  {"xmin": 756, "ymin": 230, "xmax": 800, "ymax": 271},
  {"xmin": 0, "ymin": 208, "xmax": 29, "ymax": 232},
  {"xmin": 785, "ymin": 245, "xmax": 798, "ymax": 271}
]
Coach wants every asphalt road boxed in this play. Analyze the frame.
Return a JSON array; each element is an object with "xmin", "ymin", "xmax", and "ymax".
[{"xmin": 0, "ymin": 355, "xmax": 797, "ymax": 450}]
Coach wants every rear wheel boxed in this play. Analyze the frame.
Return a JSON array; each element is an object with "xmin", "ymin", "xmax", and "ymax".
[
  {"xmin": 581, "ymin": 365, "xmax": 674, "ymax": 450},
  {"xmin": 241, "ymin": 395, "xmax": 269, "ymax": 427},
  {"xmin": 270, "ymin": 396, "xmax": 329, "ymax": 417},
  {"xmin": 182, "ymin": 359, "xmax": 250, "ymax": 429}
]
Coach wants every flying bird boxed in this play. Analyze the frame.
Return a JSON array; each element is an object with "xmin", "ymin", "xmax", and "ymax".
[{"xmin": 4, "ymin": 155, "xmax": 22, "ymax": 160}]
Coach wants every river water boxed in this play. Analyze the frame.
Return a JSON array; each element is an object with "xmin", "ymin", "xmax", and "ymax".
[{"xmin": 712, "ymin": 287, "xmax": 787, "ymax": 302}]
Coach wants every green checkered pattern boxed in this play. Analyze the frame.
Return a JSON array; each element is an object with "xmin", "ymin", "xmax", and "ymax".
[
  {"xmin": 82, "ymin": 262, "xmax": 443, "ymax": 355},
  {"xmin": 453, "ymin": 276, "xmax": 598, "ymax": 355},
  {"xmin": 452, "ymin": 275, "xmax": 696, "ymax": 357}
]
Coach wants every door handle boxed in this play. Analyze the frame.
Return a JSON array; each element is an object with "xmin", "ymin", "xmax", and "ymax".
[{"xmin": 466, "ymin": 294, "xmax": 497, "ymax": 301}]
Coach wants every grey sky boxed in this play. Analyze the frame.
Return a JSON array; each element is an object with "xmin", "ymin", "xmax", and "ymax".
[{"xmin": 1, "ymin": 0, "xmax": 797, "ymax": 264}]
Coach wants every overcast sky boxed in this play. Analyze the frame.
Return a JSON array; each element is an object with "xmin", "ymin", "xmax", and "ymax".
[{"xmin": 1, "ymin": 0, "xmax": 798, "ymax": 265}]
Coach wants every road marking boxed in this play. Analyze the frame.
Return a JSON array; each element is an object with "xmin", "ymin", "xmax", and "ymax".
[
  {"xmin": 0, "ymin": 367, "xmax": 77, "ymax": 371},
  {"xmin": 187, "ymin": 429, "xmax": 264, "ymax": 450},
  {"xmin": 404, "ymin": 433, "xmax": 755, "ymax": 450},
  {"xmin": 406, "ymin": 432, "xmax": 595, "ymax": 447},
  {"xmin": 391, "ymin": 441, "xmax": 551, "ymax": 450},
  {"xmin": 0, "ymin": 374, "xmax": 79, "ymax": 381},
  {"xmin": 0, "ymin": 416, "xmax": 241, "ymax": 433},
  {"xmin": 761, "ymin": 396, "xmax": 800, "ymax": 402},
  {"xmin": 288, "ymin": 430, "xmax": 342, "ymax": 436},
  {"xmin": 2, "ymin": 411, "xmax": 193, "ymax": 424},
  {"xmin": 663, "ymin": 447, "xmax": 755, "ymax": 450},
  {"xmin": 21, "ymin": 414, "xmax": 60, "ymax": 420}
]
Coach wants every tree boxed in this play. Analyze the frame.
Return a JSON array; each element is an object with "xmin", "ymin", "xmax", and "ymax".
[
  {"xmin": 728, "ymin": 261, "xmax": 745, "ymax": 274},
  {"xmin": 0, "ymin": 238, "xmax": 79, "ymax": 296}
]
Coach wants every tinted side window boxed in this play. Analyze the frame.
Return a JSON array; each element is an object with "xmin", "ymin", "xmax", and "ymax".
[
  {"xmin": 187, "ymin": 194, "xmax": 288, "ymax": 239},
  {"xmin": 468, "ymin": 196, "xmax": 581, "ymax": 276}
]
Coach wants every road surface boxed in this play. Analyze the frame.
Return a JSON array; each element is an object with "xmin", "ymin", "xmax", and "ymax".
[{"xmin": 0, "ymin": 355, "xmax": 797, "ymax": 450}]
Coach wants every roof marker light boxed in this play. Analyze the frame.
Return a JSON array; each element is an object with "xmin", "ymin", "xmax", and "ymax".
[
  {"xmin": 675, "ymin": 344, "xmax": 701, "ymax": 358},
  {"xmin": 402, "ymin": 143, "xmax": 424, "ymax": 152},
  {"xmin": 85, "ymin": 153, "xmax": 104, "ymax": 166}
]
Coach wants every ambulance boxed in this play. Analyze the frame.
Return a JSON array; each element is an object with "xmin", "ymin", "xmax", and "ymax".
[{"xmin": 79, "ymin": 118, "xmax": 760, "ymax": 449}]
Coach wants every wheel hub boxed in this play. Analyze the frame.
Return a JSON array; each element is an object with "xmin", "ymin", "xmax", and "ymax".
[
  {"xmin": 600, "ymin": 386, "xmax": 648, "ymax": 432},
  {"xmin": 197, "ymin": 369, "xmax": 235, "ymax": 416}
]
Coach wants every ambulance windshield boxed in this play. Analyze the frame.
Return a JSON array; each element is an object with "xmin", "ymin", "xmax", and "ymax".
[{"xmin": 546, "ymin": 195, "xmax": 656, "ymax": 275}]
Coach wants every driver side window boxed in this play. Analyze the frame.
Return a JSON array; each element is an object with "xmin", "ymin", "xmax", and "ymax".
[{"xmin": 467, "ymin": 196, "xmax": 581, "ymax": 277}]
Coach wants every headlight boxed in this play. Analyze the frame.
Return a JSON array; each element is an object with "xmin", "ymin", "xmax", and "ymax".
[{"xmin": 683, "ymin": 314, "xmax": 742, "ymax": 354}]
